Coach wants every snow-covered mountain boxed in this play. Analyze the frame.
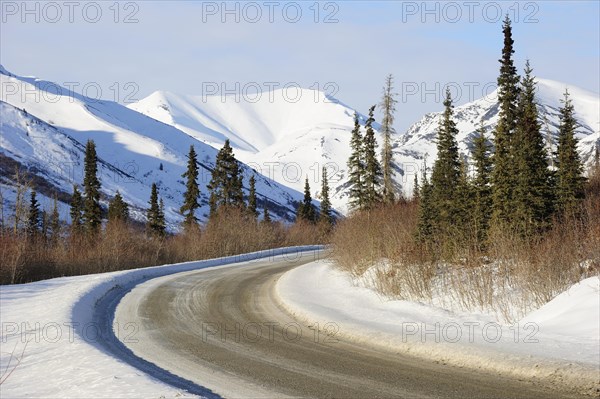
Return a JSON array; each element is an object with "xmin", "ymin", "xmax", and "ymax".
[
  {"xmin": 131, "ymin": 79, "xmax": 599, "ymax": 211},
  {"xmin": 2, "ymin": 65, "xmax": 597, "ymax": 226},
  {"xmin": 129, "ymin": 89, "xmax": 374, "ymax": 214},
  {"xmin": 0, "ymin": 66, "xmax": 312, "ymax": 229}
]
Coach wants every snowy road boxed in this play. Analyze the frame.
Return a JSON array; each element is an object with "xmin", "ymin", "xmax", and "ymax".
[{"xmin": 115, "ymin": 251, "xmax": 585, "ymax": 399}]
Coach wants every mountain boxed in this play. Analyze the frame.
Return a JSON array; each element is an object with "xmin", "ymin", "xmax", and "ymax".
[
  {"xmin": 131, "ymin": 79, "xmax": 599, "ymax": 210},
  {"xmin": 128, "ymin": 89, "xmax": 373, "ymax": 214},
  {"xmin": 2, "ymin": 65, "xmax": 597, "ymax": 226},
  {"xmin": 0, "ymin": 66, "xmax": 312, "ymax": 230}
]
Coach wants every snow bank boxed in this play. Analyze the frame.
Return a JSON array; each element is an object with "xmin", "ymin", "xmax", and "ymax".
[
  {"xmin": 0, "ymin": 246, "xmax": 323, "ymax": 398},
  {"xmin": 521, "ymin": 277, "xmax": 600, "ymax": 340},
  {"xmin": 276, "ymin": 260, "xmax": 599, "ymax": 395}
]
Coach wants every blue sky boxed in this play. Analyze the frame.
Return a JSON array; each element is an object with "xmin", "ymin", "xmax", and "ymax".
[{"xmin": 1, "ymin": 1, "xmax": 598, "ymax": 131}]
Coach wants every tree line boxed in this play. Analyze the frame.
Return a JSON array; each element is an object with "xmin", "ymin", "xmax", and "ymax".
[
  {"xmin": 3, "ymin": 138, "xmax": 328, "ymax": 284},
  {"xmin": 21, "ymin": 133, "xmax": 337, "ymax": 245},
  {"xmin": 416, "ymin": 16, "xmax": 588, "ymax": 255},
  {"xmin": 345, "ymin": 16, "xmax": 592, "ymax": 257}
]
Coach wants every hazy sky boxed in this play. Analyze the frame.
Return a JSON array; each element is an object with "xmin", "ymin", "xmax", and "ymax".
[{"xmin": 2, "ymin": 1, "xmax": 598, "ymax": 132}]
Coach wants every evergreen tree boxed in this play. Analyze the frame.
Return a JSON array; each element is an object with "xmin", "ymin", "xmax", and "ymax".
[
  {"xmin": 158, "ymin": 198, "xmax": 166, "ymax": 235},
  {"xmin": 26, "ymin": 190, "xmax": 41, "ymax": 238},
  {"xmin": 512, "ymin": 61, "xmax": 553, "ymax": 236},
  {"xmin": 248, "ymin": 174, "xmax": 258, "ymax": 219},
  {"xmin": 412, "ymin": 173, "xmax": 420, "ymax": 201},
  {"xmin": 207, "ymin": 140, "xmax": 245, "ymax": 215},
  {"xmin": 82, "ymin": 140, "xmax": 102, "ymax": 234},
  {"xmin": 555, "ymin": 89, "xmax": 586, "ymax": 216},
  {"xmin": 347, "ymin": 113, "xmax": 366, "ymax": 211},
  {"xmin": 491, "ymin": 15, "xmax": 521, "ymax": 229},
  {"xmin": 147, "ymin": 183, "xmax": 165, "ymax": 236},
  {"xmin": 107, "ymin": 191, "xmax": 129, "ymax": 223},
  {"xmin": 471, "ymin": 124, "xmax": 493, "ymax": 249},
  {"xmin": 417, "ymin": 163, "xmax": 435, "ymax": 243},
  {"xmin": 319, "ymin": 167, "xmax": 333, "ymax": 225},
  {"xmin": 363, "ymin": 105, "xmax": 383, "ymax": 208},
  {"xmin": 379, "ymin": 74, "xmax": 397, "ymax": 203},
  {"xmin": 70, "ymin": 185, "xmax": 83, "ymax": 235},
  {"xmin": 430, "ymin": 89, "xmax": 461, "ymax": 234},
  {"xmin": 181, "ymin": 145, "xmax": 200, "ymax": 227},
  {"xmin": 454, "ymin": 155, "xmax": 473, "ymax": 238},
  {"xmin": 262, "ymin": 206, "xmax": 272, "ymax": 224},
  {"xmin": 49, "ymin": 194, "xmax": 61, "ymax": 243},
  {"xmin": 209, "ymin": 192, "xmax": 218, "ymax": 219},
  {"xmin": 297, "ymin": 177, "xmax": 317, "ymax": 223}
]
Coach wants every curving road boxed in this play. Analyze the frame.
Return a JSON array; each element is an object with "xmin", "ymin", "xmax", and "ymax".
[{"xmin": 115, "ymin": 251, "xmax": 584, "ymax": 399}]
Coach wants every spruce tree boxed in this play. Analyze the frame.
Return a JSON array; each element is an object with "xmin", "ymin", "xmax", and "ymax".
[
  {"xmin": 363, "ymin": 105, "xmax": 383, "ymax": 208},
  {"xmin": 379, "ymin": 74, "xmax": 397, "ymax": 203},
  {"xmin": 297, "ymin": 177, "xmax": 316, "ymax": 223},
  {"xmin": 209, "ymin": 192, "xmax": 218, "ymax": 219},
  {"xmin": 347, "ymin": 113, "xmax": 365, "ymax": 210},
  {"xmin": 147, "ymin": 183, "xmax": 165, "ymax": 236},
  {"xmin": 471, "ymin": 124, "xmax": 493, "ymax": 249},
  {"xmin": 158, "ymin": 198, "xmax": 166, "ymax": 235},
  {"xmin": 262, "ymin": 206, "xmax": 272, "ymax": 224},
  {"xmin": 555, "ymin": 89, "xmax": 586, "ymax": 216},
  {"xmin": 107, "ymin": 191, "xmax": 129, "ymax": 223},
  {"xmin": 248, "ymin": 174, "xmax": 258, "ymax": 219},
  {"xmin": 207, "ymin": 140, "xmax": 245, "ymax": 214},
  {"xmin": 82, "ymin": 140, "xmax": 102, "ymax": 234},
  {"xmin": 430, "ymin": 89, "xmax": 461, "ymax": 234},
  {"xmin": 491, "ymin": 15, "xmax": 521, "ymax": 229},
  {"xmin": 49, "ymin": 195, "xmax": 61, "ymax": 243},
  {"xmin": 319, "ymin": 167, "xmax": 333, "ymax": 225},
  {"xmin": 512, "ymin": 61, "xmax": 553, "ymax": 236},
  {"xmin": 70, "ymin": 185, "xmax": 83, "ymax": 235},
  {"xmin": 26, "ymin": 190, "xmax": 40, "ymax": 238},
  {"xmin": 181, "ymin": 145, "xmax": 200, "ymax": 227},
  {"xmin": 454, "ymin": 155, "xmax": 473, "ymax": 240},
  {"xmin": 417, "ymin": 164, "xmax": 435, "ymax": 243},
  {"xmin": 412, "ymin": 174, "xmax": 420, "ymax": 201}
]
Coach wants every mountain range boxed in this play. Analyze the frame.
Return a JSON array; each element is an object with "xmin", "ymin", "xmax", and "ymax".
[{"xmin": 1, "ymin": 65, "xmax": 598, "ymax": 227}]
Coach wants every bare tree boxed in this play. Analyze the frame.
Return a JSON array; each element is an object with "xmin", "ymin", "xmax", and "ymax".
[{"xmin": 379, "ymin": 74, "xmax": 398, "ymax": 203}]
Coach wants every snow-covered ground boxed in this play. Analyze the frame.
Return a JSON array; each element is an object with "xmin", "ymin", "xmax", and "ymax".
[
  {"xmin": 276, "ymin": 260, "xmax": 600, "ymax": 394},
  {"xmin": 0, "ymin": 246, "xmax": 322, "ymax": 398}
]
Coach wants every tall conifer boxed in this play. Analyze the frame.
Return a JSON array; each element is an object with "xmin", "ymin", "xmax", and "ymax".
[
  {"xmin": 181, "ymin": 145, "xmax": 200, "ymax": 227},
  {"xmin": 491, "ymin": 15, "xmax": 521, "ymax": 229},
  {"xmin": 379, "ymin": 74, "xmax": 397, "ymax": 203},
  {"xmin": 430, "ymin": 89, "xmax": 461, "ymax": 234},
  {"xmin": 347, "ymin": 113, "xmax": 365, "ymax": 211},
  {"xmin": 363, "ymin": 105, "xmax": 383, "ymax": 208},
  {"xmin": 555, "ymin": 89, "xmax": 586, "ymax": 216},
  {"xmin": 83, "ymin": 140, "xmax": 102, "ymax": 234},
  {"xmin": 512, "ymin": 61, "xmax": 553, "ymax": 236},
  {"xmin": 319, "ymin": 167, "xmax": 333, "ymax": 225}
]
